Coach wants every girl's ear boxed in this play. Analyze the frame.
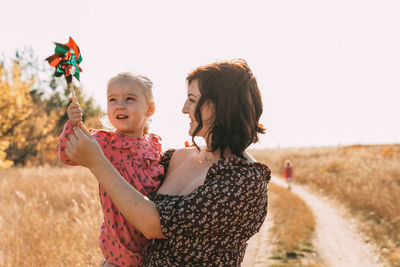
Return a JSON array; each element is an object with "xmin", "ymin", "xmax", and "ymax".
[{"xmin": 146, "ymin": 102, "xmax": 155, "ymax": 117}]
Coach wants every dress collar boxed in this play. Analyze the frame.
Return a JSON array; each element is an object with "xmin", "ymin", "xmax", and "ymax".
[{"xmin": 109, "ymin": 132, "xmax": 148, "ymax": 149}]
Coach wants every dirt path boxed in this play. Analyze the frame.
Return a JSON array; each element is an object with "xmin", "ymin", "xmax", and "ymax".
[
  {"xmin": 271, "ymin": 176, "xmax": 382, "ymax": 267},
  {"xmin": 242, "ymin": 216, "xmax": 273, "ymax": 267}
]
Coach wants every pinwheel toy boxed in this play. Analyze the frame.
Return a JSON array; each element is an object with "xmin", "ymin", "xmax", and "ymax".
[{"xmin": 45, "ymin": 37, "xmax": 82, "ymax": 103}]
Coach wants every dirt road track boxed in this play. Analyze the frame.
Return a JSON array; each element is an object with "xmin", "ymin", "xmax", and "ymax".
[{"xmin": 271, "ymin": 176, "xmax": 382, "ymax": 267}]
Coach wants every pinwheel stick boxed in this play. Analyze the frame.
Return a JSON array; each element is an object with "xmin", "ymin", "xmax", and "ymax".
[{"xmin": 67, "ymin": 80, "xmax": 77, "ymax": 103}]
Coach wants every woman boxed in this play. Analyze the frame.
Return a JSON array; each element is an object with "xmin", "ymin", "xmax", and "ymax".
[{"xmin": 66, "ymin": 59, "xmax": 271, "ymax": 266}]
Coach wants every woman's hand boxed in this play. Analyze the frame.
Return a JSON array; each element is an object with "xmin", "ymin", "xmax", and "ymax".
[{"xmin": 65, "ymin": 124, "xmax": 105, "ymax": 169}]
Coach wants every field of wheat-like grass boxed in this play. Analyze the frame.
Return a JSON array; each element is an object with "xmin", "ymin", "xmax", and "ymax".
[
  {"xmin": 267, "ymin": 183, "xmax": 320, "ymax": 266},
  {"xmin": 0, "ymin": 166, "xmax": 103, "ymax": 266},
  {"xmin": 250, "ymin": 144, "xmax": 400, "ymax": 263},
  {"xmin": 1, "ymin": 145, "xmax": 399, "ymax": 266}
]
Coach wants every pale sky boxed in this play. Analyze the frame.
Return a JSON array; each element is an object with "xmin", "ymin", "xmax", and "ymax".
[{"xmin": 1, "ymin": 0, "xmax": 399, "ymax": 150}]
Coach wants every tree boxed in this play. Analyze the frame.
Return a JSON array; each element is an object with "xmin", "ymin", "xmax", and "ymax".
[
  {"xmin": 0, "ymin": 141, "xmax": 13, "ymax": 168},
  {"xmin": 0, "ymin": 49, "xmax": 103, "ymax": 167}
]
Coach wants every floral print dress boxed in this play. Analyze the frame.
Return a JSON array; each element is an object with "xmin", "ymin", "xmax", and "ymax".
[
  {"xmin": 59, "ymin": 121, "xmax": 164, "ymax": 267},
  {"xmin": 143, "ymin": 149, "xmax": 271, "ymax": 267}
]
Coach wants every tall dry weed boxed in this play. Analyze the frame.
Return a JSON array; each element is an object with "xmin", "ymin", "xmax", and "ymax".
[{"xmin": 0, "ymin": 166, "xmax": 103, "ymax": 266}]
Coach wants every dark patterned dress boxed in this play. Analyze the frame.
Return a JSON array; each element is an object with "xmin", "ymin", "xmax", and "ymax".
[{"xmin": 143, "ymin": 149, "xmax": 271, "ymax": 267}]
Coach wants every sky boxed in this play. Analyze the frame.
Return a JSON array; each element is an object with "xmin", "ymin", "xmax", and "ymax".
[{"xmin": 1, "ymin": 0, "xmax": 399, "ymax": 150}]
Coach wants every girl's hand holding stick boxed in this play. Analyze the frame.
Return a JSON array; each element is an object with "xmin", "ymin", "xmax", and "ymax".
[{"xmin": 67, "ymin": 102, "xmax": 83, "ymax": 127}]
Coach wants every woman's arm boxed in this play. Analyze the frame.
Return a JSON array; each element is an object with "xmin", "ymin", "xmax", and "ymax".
[{"xmin": 65, "ymin": 124, "xmax": 166, "ymax": 239}]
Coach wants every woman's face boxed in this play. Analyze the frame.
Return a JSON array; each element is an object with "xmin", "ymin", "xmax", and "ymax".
[{"xmin": 182, "ymin": 79, "xmax": 215, "ymax": 138}]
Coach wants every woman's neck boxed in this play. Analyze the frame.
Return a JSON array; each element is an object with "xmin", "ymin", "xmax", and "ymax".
[
  {"xmin": 198, "ymin": 134, "xmax": 236, "ymax": 163},
  {"xmin": 197, "ymin": 145, "xmax": 235, "ymax": 164}
]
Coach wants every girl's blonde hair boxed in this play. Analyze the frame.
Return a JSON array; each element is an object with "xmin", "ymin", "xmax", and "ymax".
[{"xmin": 101, "ymin": 72, "xmax": 154, "ymax": 134}]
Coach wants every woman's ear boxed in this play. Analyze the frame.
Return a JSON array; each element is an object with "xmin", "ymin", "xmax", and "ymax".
[{"xmin": 146, "ymin": 102, "xmax": 155, "ymax": 117}]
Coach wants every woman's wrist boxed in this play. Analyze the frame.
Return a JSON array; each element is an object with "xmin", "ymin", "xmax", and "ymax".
[{"xmin": 87, "ymin": 152, "xmax": 109, "ymax": 171}]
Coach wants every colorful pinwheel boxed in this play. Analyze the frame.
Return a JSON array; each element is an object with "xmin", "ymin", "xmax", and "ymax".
[{"xmin": 45, "ymin": 37, "xmax": 82, "ymax": 102}]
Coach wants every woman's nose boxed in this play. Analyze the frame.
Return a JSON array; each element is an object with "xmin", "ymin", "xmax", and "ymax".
[{"xmin": 182, "ymin": 100, "xmax": 189, "ymax": 114}]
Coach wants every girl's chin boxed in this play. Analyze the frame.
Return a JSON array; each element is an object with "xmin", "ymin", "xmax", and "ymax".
[{"xmin": 116, "ymin": 129, "xmax": 143, "ymax": 138}]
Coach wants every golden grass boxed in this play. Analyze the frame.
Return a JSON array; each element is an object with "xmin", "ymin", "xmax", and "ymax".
[
  {"xmin": 0, "ymin": 165, "xmax": 321, "ymax": 267},
  {"xmin": 267, "ymin": 183, "xmax": 321, "ymax": 266},
  {"xmin": 3, "ymin": 145, "xmax": 398, "ymax": 266},
  {"xmin": 0, "ymin": 166, "xmax": 103, "ymax": 266},
  {"xmin": 251, "ymin": 144, "xmax": 400, "ymax": 265}
]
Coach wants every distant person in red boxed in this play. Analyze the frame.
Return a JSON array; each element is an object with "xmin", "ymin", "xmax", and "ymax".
[{"xmin": 282, "ymin": 161, "xmax": 294, "ymax": 190}]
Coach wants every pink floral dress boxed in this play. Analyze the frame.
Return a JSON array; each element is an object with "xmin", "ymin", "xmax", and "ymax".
[{"xmin": 59, "ymin": 121, "xmax": 164, "ymax": 266}]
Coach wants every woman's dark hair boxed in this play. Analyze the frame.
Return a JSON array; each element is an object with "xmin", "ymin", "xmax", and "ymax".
[{"xmin": 187, "ymin": 59, "xmax": 265, "ymax": 159}]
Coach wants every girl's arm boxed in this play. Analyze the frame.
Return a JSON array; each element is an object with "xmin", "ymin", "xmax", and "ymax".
[{"xmin": 65, "ymin": 124, "xmax": 166, "ymax": 239}]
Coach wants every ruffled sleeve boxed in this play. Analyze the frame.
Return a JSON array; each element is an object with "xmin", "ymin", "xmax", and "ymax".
[
  {"xmin": 159, "ymin": 149, "xmax": 176, "ymax": 175},
  {"xmin": 148, "ymin": 133, "xmax": 162, "ymax": 154},
  {"xmin": 58, "ymin": 121, "xmax": 77, "ymax": 166},
  {"xmin": 58, "ymin": 123, "xmax": 108, "ymax": 166},
  {"xmin": 141, "ymin": 134, "xmax": 163, "ymax": 168},
  {"xmin": 147, "ymin": 149, "xmax": 176, "ymax": 200}
]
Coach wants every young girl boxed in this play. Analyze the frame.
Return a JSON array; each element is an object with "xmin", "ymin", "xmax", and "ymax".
[{"xmin": 58, "ymin": 73, "xmax": 164, "ymax": 266}]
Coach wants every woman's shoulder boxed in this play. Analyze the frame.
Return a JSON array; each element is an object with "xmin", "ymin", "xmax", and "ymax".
[
  {"xmin": 209, "ymin": 156, "xmax": 271, "ymax": 184},
  {"xmin": 160, "ymin": 147, "xmax": 196, "ymax": 167},
  {"xmin": 171, "ymin": 147, "xmax": 198, "ymax": 158}
]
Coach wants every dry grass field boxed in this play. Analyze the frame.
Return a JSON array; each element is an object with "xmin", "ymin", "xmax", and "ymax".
[
  {"xmin": 1, "ymin": 144, "xmax": 399, "ymax": 266},
  {"xmin": 0, "ymin": 167, "xmax": 316, "ymax": 267},
  {"xmin": 251, "ymin": 144, "xmax": 400, "ymax": 265},
  {"xmin": 1, "ymin": 165, "xmax": 320, "ymax": 267},
  {"xmin": 267, "ymin": 183, "xmax": 321, "ymax": 267},
  {"xmin": 0, "ymin": 166, "xmax": 103, "ymax": 266}
]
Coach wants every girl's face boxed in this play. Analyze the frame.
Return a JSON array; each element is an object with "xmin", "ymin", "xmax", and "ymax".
[
  {"xmin": 107, "ymin": 82, "xmax": 154, "ymax": 138},
  {"xmin": 182, "ymin": 79, "xmax": 215, "ymax": 138}
]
